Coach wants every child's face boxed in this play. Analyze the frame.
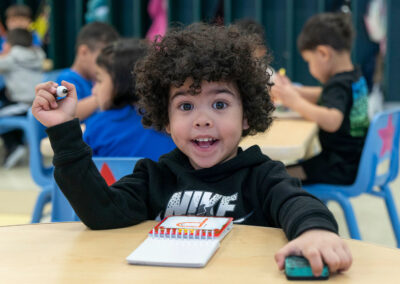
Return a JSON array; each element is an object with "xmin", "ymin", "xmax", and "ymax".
[
  {"xmin": 301, "ymin": 48, "xmax": 332, "ymax": 84},
  {"xmin": 78, "ymin": 45, "xmax": 103, "ymax": 81},
  {"xmin": 166, "ymin": 79, "xmax": 249, "ymax": 170},
  {"xmin": 6, "ymin": 16, "xmax": 31, "ymax": 30},
  {"xmin": 92, "ymin": 65, "xmax": 113, "ymax": 110}
]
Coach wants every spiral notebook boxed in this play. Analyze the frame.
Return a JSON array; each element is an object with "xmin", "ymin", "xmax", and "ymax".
[{"xmin": 126, "ymin": 216, "xmax": 233, "ymax": 268}]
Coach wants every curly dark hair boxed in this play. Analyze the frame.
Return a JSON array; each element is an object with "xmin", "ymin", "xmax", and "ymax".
[
  {"xmin": 297, "ymin": 12, "xmax": 354, "ymax": 52},
  {"xmin": 135, "ymin": 23, "xmax": 274, "ymax": 137}
]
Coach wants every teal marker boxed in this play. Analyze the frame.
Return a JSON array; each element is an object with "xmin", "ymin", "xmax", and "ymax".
[{"xmin": 285, "ymin": 256, "xmax": 329, "ymax": 280}]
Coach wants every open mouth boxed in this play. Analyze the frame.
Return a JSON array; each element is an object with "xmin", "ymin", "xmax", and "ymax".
[{"xmin": 192, "ymin": 137, "xmax": 218, "ymax": 148}]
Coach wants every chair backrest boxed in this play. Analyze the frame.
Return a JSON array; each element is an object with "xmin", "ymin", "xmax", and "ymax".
[
  {"xmin": 93, "ymin": 157, "xmax": 142, "ymax": 185},
  {"xmin": 0, "ymin": 116, "xmax": 29, "ymax": 135},
  {"xmin": 51, "ymin": 157, "xmax": 141, "ymax": 222},
  {"xmin": 387, "ymin": 109, "xmax": 400, "ymax": 183},
  {"xmin": 0, "ymin": 69, "xmax": 65, "ymax": 136},
  {"xmin": 352, "ymin": 108, "xmax": 400, "ymax": 195},
  {"xmin": 27, "ymin": 109, "xmax": 53, "ymax": 186}
]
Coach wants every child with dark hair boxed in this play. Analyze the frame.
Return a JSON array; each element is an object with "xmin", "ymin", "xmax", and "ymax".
[
  {"xmin": 0, "ymin": 28, "xmax": 45, "ymax": 168},
  {"xmin": 33, "ymin": 23, "xmax": 351, "ymax": 277},
  {"xmin": 272, "ymin": 12, "xmax": 369, "ymax": 185},
  {"xmin": 83, "ymin": 38, "xmax": 175, "ymax": 158},
  {"xmin": 56, "ymin": 21, "xmax": 119, "ymax": 122},
  {"xmin": 0, "ymin": 4, "xmax": 42, "ymax": 51}
]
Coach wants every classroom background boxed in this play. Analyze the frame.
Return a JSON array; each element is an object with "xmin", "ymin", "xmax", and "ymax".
[
  {"xmin": 1, "ymin": 0, "xmax": 400, "ymax": 247},
  {"xmin": 1, "ymin": 0, "xmax": 398, "ymax": 100}
]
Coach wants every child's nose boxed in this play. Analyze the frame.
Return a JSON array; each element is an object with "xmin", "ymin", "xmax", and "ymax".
[{"xmin": 194, "ymin": 112, "xmax": 213, "ymax": 128}]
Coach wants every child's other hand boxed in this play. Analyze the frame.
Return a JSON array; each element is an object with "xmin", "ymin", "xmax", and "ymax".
[
  {"xmin": 32, "ymin": 80, "xmax": 78, "ymax": 127},
  {"xmin": 271, "ymin": 82, "xmax": 299, "ymax": 109},
  {"xmin": 274, "ymin": 229, "xmax": 352, "ymax": 276},
  {"xmin": 273, "ymin": 73, "xmax": 292, "ymax": 86}
]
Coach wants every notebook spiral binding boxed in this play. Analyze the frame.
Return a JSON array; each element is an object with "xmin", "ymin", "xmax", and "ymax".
[{"xmin": 150, "ymin": 228, "xmax": 216, "ymax": 240}]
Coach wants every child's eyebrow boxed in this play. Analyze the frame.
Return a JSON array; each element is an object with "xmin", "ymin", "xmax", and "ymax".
[
  {"xmin": 170, "ymin": 90, "xmax": 190, "ymax": 101},
  {"xmin": 170, "ymin": 86, "xmax": 236, "ymax": 101},
  {"xmin": 210, "ymin": 87, "xmax": 236, "ymax": 96}
]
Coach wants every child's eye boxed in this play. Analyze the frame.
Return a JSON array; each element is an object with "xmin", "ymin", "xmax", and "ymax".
[
  {"xmin": 213, "ymin": 101, "xmax": 227, "ymax": 110},
  {"xmin": 179, "ymin": 103, "xmax": 193, "ymax": 111}
]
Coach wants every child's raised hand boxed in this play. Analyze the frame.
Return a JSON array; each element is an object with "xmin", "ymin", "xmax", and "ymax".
[
  {"xmin": 274, "ymin": 229, "xmax": 352, "ymax": 277},
  {"xmin": 32, "ymin": 81, "xmax": 78, "ymax": 127}
]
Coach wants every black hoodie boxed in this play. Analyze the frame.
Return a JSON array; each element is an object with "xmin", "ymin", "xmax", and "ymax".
[{"xmin": 48, "ymin": 118, "xmax": 338, "ymax": 240}]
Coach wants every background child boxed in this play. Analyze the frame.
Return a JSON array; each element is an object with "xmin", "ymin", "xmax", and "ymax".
[
  {"xmin": 56, "ymin": 21, "xmax": 119, "ymax": 122},
  {"xmin": 0, "ymin": 28, "xmax": 45, "ymax": 168},
  {"xmin": 0, "ymin": 4, "xmax": 42, "ymax": 52},
  {"xmin": 272, "ymin": 12, "xmax": 369, "ymax": 185},
  {"xmin": 83, "ymin": 38, "xmax": 175, "ymax": 159},
  {"xmin": 33, "ymin": 23, "xmax": 351, "ymax": 277}
]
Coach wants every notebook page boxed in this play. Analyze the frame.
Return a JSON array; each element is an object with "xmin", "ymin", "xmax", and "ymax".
[{"xmin": 126, "ymin": 237, "xmax": 220, "ymax": 268}]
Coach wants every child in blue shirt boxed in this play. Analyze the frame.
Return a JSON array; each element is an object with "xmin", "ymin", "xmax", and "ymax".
[
  {"xmin": 272, "ymin": 12, "xmax": 369, "ymax": 185},
  {"xmin": 83, "ymin": 38, "xmax": 175, "ymax": 159},
  {"xmin": 33, "ymin": 23, "xmax": 352, "ymax": 277},
  {"xmin": 56, "ymin": 22, "xmax": 119, "ymax": 122}
]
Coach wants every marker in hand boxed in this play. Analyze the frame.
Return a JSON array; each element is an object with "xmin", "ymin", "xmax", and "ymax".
[{"xmin": 56, "ymin": 86, "xmax": 68, "ymax": 97}]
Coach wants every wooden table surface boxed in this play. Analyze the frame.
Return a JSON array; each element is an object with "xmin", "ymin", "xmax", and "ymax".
[
  {"xmin": 1, "ymin": 221, "xmax": 400, "ymax": 283},
  {"xmin": 240, "ymin": 118, "xmax": 318, "ymax": 162}
]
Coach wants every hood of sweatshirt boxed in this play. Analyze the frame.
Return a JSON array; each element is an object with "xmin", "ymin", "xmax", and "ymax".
[
  {"xmin": 9, "ymin": 45, "xmax": 45, "ymax": 71},
  {"xmin": 159, "ymin": 145, "xmax": 269, "ymax": 182}
]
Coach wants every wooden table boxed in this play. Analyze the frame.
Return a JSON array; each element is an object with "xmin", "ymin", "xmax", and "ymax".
[
  {"xmin": 1, "ymin": 221, "xmax": 400, "ymax": 283},
  {"xmin": 240, "ymin": 118, "xmax": 318, "ymax": 162}
]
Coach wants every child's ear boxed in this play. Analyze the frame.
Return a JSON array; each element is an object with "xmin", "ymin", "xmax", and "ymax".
[
  {"xmin": 242, "ymin": 118, "xmax": 249, "ymax": 130},
  {"xmin": 165, "ymin": 124, "xmax": 171, "ymax": 134},
  {"xmin": 78, "ymin": 44, "xmax": 90, "ymax": 57},
  {"xmin": 316, "ymin": 45, "xmax": 332, "ymax": 61}
]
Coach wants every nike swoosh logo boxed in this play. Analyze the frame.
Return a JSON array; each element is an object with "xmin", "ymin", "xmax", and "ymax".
[{"xmin": 233, "ymin": 211, "xmax": 254, "ymax": 223}]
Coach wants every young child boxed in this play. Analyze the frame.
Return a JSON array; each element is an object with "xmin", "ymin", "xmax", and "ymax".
[
  {"xmin": 56, "ymin": 21, "xmax": 119, "ymax": 122},
  {"xmin": 272, "ymin": 12, "xmax": 369, "ymax": 185},
  {"xmin": 33, "ymin": 23, "xmax": 352, "ymax": 276},
  {"xmin": 0, "ymin": 4, "xmax": 42, "ymax": 52},
  {"xmin": 83, "ymin": 38, "xmax": 175, "ymax": 159},
  {"xmin": 0, "ymin": 28, "xmax": 45, "ymax": 168}
]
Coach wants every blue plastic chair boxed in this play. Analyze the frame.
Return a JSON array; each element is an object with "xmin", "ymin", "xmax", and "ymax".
[
  {"xmin": 303, "ymin": 108, "xmax": 400, "ymax": 247},
  {"xmin": 51, "ymin": 157, "xmax": 141, "ymax": 222},
  {"xmin": 0, "ymin": 69, "xmax": 69, "ymax": 222},
  {"xmin": 0, "ymin": 69, "xmax": 65, "ymax": 137},
  {"xmin": 0, "ymin": 116, "xmax": 29, "ymax": 136},
  {"xmin": 27, "ymin": 109, "xmax": 55, "ymax": 223}
]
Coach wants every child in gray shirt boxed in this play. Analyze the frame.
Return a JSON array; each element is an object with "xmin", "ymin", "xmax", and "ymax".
[{"xmin": 0, "ymin": 28, "xmax": 45, "ymax": 168}]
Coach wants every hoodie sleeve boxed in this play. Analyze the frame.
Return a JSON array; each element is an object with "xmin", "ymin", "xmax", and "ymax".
[
  {"xmin": 47, "ymin": 119, "xmax": 149, "ymax": 229},
  {"xmin": 259, "ymin": 161, "xmax": 338, "ymax": 240}
]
